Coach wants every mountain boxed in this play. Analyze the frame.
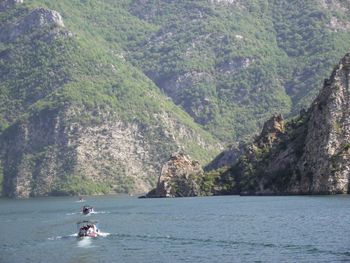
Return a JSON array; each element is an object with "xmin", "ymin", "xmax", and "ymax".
[
  {"xmin": 209, "ymin": 53, "xmax": 350, "ymax": 195},
  {"xmin": 128, "ymin": 0, "xmax": 350, "ymax": 140},
  {"xmin": 9, "ymin": 0, "xmax": 350, "ymax": 142},
  {"xmin": 144, "ymin": 152, "xmax": 208, "ymax": 198},
  {"xmin": 2, "ymin": 0, "xmax": 350, "ymax": 197},
  {"xmin": 0, "ymin": 0, "xmax": 220, "ymax": 198}
]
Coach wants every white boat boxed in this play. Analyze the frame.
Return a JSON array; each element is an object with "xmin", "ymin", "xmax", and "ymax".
[
  {"xmin": 76, "ymin": 196, "xmax": 85, "ymax": 202},
  {"xmin": 82, "ymin": 205, "xmax": 94, "ymax": 215},
  {"xmin": 77, "ymin": 220, "xmax": 99, "ymax": 238}
]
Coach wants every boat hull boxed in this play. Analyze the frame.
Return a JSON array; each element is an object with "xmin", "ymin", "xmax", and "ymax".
[{"xmin": 78, "ymin": 232, "xmax": 98, "ymax": 238}]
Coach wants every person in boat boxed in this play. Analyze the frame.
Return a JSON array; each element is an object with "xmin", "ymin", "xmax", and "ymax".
[
  {"xmin": 77, "ymin": 220, "xmax": 99, "ymax": 237},
  {"xmin": 82, "ymin": 205, "xmax": 93, "ymax": 214}
]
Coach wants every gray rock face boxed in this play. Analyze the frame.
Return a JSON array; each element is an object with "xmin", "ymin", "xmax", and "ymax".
[
  {"xmin": 209, "ymin": 0, "xmax": 238, "ymax": 5},
  {"xmin": 1, "ymin": 108, "xmax": 73, "ymax": 198},
  {"xmin": 258, "ymin": 114, "xmax": 285, "ymax": 147},
  {"xmin": 0, "ymin": 7, "xmax": 65, "ymax": 42},
  {"xmin": 205, "ymin": 143, "xmax": 244, "ymax": 171},
  {"xmin": 221, "ymin": 53, "xmax": 350, "ymax": 195},
  {"xmin": 217, "ymin": 57, "xmax": 253, "ymax": 75},
  {"xmin": 207, "ymin": 114, "xmax": 284, "ymax": 172},
  {"xmin": 146, "ymin": 152, "xmax": 204, "ymax": 197},
  {"xmin": 0, "ymin": 0, "xmax": 23, "ymax": 12},
  {"xmin": 23, "ymin": 8, "xmax": 65, "ymax": 28},
  {"xmin": 297, "ymin": 54, "xmax": 350, "ymax": 194},
  {"xmin": 0, "ymin": 106, "xmax": 218, "ymax": 198}
]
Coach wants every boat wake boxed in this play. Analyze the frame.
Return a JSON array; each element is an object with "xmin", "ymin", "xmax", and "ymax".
[
  {"xmin": 48, "ymin": 232, "xmax": 110, "ymax": 241},
  {"xmin": 82, "ymin": 211, "xmax": 110, "ymax": 216},
  {"xmin": 66, "ymin": 210, "xmax": 110, "ymax": 216},
  {"xmin": 93, "ymin": 211, "xmax": 110, "ymax": 215},
  {"xmin": 48, "ymin": 233, "xmax": 77, "ymax": 240},
  {"xmin": 98, "ymin": 231, "xmax": 110, "ymax": 237},
  {"xmin": 47, "ymin": 236, "xmax": 63, "ymax": 240},
  {"xmin": 65, "ymin": 212, "xmax": 80, "ymax": 216},
  {"xmin": 77, "ymin": 237, "xmax": 92, "ymax": 248}
]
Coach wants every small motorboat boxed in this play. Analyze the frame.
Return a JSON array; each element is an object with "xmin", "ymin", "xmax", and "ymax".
[
  {"xmin": 77, "ymin": 196, "xmax": 85, "ymax": 202},
  {"xmin": 77, "ymin": 220, "xmax": 99, "ymax": 238},
  {"xmin": 82, "ymin": 205, "xmax": 94, "ymax": 215}
]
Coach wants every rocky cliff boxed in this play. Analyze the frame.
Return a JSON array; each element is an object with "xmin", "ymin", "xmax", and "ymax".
[
  {"xmin": 297, "ymin": 54, "xmax": 350, "ymax": 194},
  {"xmin": 0, "ymin": 3, "xmax": 66, "ymax": 43},
  {"xmin": 1, "ymin": 106, "xmax": 218, "ymax": 198},
  {"xmin": 204, "ymin": 143, "xmax": 245, "ymax": 171},
  {"xmin": 3, "ymin": 0, "xmax": 350, "ymax": 198},
  {"xmin": 0, "ymin": 2, "xmax": 221, "ymax": 198},
  {"xmin": 0, "ymin": 0, "xmax": 22, "ymax": 11},
  {"xmin": 212, "ymin": 53, "xmax": 350, "ymax": 195},
  {"xmin": 145, "ymin": 152, "xmax": 206, "ymax": 198}
]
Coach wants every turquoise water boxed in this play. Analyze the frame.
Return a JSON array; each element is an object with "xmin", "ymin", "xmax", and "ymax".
[{"xmin": 1, "ymin": 195, "xmax": 350, "ymax": 262}]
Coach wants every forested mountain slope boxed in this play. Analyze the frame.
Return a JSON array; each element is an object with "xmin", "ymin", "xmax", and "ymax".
[
  {"xmin": 208, "ymin": 53, "xmax": 350, "ymax": 195},
  {"xmin": 1, "ymin": 0, "xmax": 350, "ymax": 197},
  {"xmin": 0, "ymin": 0, "xmax": 220, "ymax": 197},
  {"xmin": 19, "ymin": 0, "xmax": 350, "ymax": 142},
  {"xmin": 128, "ymin": 0, "xmax": 350, "ymax": 140}
]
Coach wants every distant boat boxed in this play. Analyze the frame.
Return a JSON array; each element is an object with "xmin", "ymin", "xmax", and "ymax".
[
  {"xmin": 77, "ymin": 196, "xmax": 85, "ymax": 202},
  {"xmin": 77, "ymin": 220, "xmax": 99, "ymax": 238},
  {"xmin": 82, "ymin": 205, "xmax": 95, "ymax": 215}
]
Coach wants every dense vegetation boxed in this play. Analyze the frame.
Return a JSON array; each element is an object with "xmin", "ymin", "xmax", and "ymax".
[
  {"xmin": 16, "ymin": 0, "xmax": 350, "ymax": 143},
  {"xmin": 2, "ymin": 0, "xmax": 350, "ymax": 195},
  {"xmin": 0, "ymin": 0, "xmax": 219, "ymax": 157},
  {"xmin": 126, "ymin": 0, "xmax": 350, "ymax": 140},
  {"xmin": 1, "ymin": 0, "xmax": 350, "ymax": 142},
  {"xmin": 201, "ymin": 114, "xmax": 310, "ymax": 195},
  {"xmin": 0, "ymin": 1, "xmax": 220, "ymax": 196}
]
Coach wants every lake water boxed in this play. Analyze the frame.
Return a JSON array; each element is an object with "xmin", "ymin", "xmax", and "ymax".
[{"xmin": 1, "ymin": 195, "xmax": 350, "ymax": 262}]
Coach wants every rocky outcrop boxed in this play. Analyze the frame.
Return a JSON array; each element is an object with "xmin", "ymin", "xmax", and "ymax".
[
  {"xmin": 23, "ymin": 8, "xmax": 65, "ymax": 28},
  {"xmin": 0, "ymin": 0, "xmax": 23, "ymax": 12},
  {"xmin": 297, "ymin": 54, "xmax": 350, "ymax": 194},
  {"xmin": 206, "ymin": 114, "xmax": 284, "ymax": 172},
  {"xmin": 145, "ymin": 152, "xmax": 205, "ymax": 197},
  {"xmin": 209, "ymin": 0, "xmax": 240, "ymax": 6},
  {"xmin": 217, "ymin": 57, "xmax": 253, "ymax": 75},
  {"xmin": 318, "ymin": 0, "xmax": 348, "ymax": 13},
  {"xmin": 319, "ymin": 0, "xmax": 350, "ymax": 32},
  {"xmin": 215, "ymin": 53, "xmax": 350, "ymax": 195},
  {"xmin": 205, "ymin": 143, "xmax": 245, "ymax": 171},
  {"xmin": 0, "ymin": 2, "xmax": 221, "ymax": 198},
  {"xmin": 0, "ymin": 6, "xmax": 66, "ymax": 43},
  {"xmin": 1, "ymin": 108, "xmax": 74, "ymax": 198},
  {"xmin": 328, "ymin": 16, "xmax": 350, "ymax": 32},
  {"xmin": 0, "ymin": 106, "xmax": 219, "ymax": 198},
  {"xmin": 257, "ymin": 114, "xmax": 285, "ymax": 147}
]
